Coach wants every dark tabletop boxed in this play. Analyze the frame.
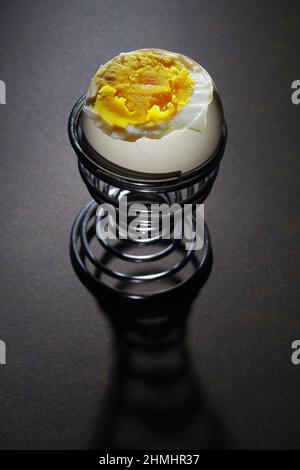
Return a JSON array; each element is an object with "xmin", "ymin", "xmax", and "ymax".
[{"xmin": 0, "ymin": 0, "xmax": 299, "ymax": 450}]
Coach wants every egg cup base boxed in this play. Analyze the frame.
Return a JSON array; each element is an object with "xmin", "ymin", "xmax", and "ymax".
[{"xmin": 70, "ymin": 200, "xmax": 212, "ymax": 300}]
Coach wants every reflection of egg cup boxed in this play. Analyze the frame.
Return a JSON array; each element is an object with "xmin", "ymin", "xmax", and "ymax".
[{"xmin": 68, "ymin": 95, "xmax": 227, "ymax": 299}]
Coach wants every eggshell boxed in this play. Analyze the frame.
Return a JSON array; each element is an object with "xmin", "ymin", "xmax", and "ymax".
[{"xmin": 82, "ymin": 90, "xmax": 223, "ymax": 174}]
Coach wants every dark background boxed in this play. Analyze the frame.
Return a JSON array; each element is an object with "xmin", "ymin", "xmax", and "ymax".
[{"xmin": 0, "ymin": 0, "xmax": 299, "ymax": 450}]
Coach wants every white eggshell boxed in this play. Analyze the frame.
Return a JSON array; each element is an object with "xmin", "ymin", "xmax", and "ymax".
[{"xmin": 82, "ymin": 92, "xmax": 223, "ymax": 174}]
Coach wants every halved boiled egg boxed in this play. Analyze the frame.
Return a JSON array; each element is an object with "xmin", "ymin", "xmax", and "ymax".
[{"xmin": 82, "ymin": 48, "xmax": 224, "ymax": 174}]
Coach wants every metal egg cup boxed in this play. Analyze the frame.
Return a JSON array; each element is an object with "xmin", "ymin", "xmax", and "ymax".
[{"xmin": 68, "ymin": 95, "xmax": 227, "ymax": 300}]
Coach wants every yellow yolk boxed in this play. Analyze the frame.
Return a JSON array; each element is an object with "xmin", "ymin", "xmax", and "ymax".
[{"xmin": 91, "ymin": 52, "xmax": 194, "ymax": 129}]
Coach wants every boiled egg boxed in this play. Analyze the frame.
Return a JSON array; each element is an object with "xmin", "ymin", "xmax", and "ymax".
[{"xmin": 82, "ymin": 48, "xmax": 224, "ymax": 174}]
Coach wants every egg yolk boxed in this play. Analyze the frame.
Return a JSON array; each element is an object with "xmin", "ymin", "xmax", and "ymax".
[{"xmin": 91, "ymin": 52, "xmax": 194, "ymax": 129}]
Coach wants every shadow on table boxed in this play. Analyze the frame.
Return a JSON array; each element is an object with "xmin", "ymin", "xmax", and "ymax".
[{"xmin": 76, "ymin": 246, "xmax": 227, "ymax": 449}]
